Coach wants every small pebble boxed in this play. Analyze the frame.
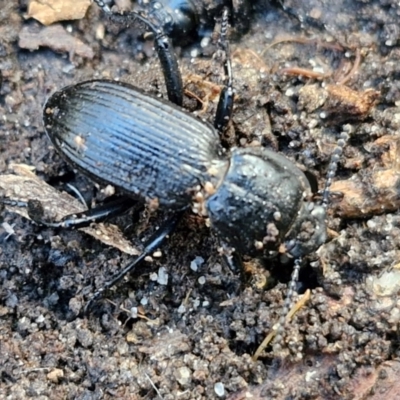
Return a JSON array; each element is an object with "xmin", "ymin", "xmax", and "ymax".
[
  {"xmin": 157, "ymin": 267, "xmax": 168, "ymax": 285},
  {"xmin": 214, "ymin": 382, "xmax": 225, "ymax": 397},
  {"xmin": 47, "ymin": 368, "xmax": 64, "ymax": 383},
  {"xmin": 190, "ymin": 256, "xmax": 205, "ymax": 271}
]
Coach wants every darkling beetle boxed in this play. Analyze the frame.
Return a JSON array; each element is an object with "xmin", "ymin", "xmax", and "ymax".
[{"xmin": 1, "ymin": 4, "xmax": 343, "ymax": 325}]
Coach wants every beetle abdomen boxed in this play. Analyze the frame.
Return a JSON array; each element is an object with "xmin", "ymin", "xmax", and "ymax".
[{"xmin": 43, "ymin": 80, "xmax": 224, "ymax": 209}]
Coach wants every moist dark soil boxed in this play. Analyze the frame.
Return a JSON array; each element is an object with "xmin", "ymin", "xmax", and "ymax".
[{"xmin": 2, "ymin": 1, "xmax": 400, "ymax": 399}]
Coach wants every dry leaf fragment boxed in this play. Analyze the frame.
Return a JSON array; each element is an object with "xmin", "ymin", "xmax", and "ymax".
[
  {"xmin": 19, "ymin": 24, "xmax": 94, "ymax": 60},
  {"xmin": 0, "ymin": 164, "xmax": 139, "ymax": 255},
  {"xmin": 331, "ymin": 136, "xmax": 400, "ymax": 218},
  {"xmin": 323, "ymin": 84, "xmax": 380, "ymax": 122}
]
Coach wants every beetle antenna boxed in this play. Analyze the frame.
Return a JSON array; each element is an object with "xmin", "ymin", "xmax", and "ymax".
[
  {"xmin": 272, "ymin": 257, "xmax": 302, "ymax": 350},
  {"xmin": 321, "ymin": 124, "xmax": 353, "ymax": 207},
  {"xmin": 268, "ymin": 125, "xmax": 353, "ymax": 355}
]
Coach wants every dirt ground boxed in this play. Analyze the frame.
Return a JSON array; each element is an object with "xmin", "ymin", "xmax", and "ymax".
[{"xmin": 2, "ymin": 1, "xmax": 400, "ymax": 399}]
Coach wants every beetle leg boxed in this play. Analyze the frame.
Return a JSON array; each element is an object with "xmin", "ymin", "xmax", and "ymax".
[
  {"xmin": 153, "ymin": 32, "xmax": 183, "ymax": 106},
  {"xmin": 84, "ymin": 211, "xmax": 184, "ymax": 313},
  {"xmin": 214, "ymin": 7, "xmax": 234, "ymax": 132},
  {"xmin": 219, "ymin": 240, "xmax": 246, "ymax": 278},
  {"xmin": 222, "ymin": 251, "xmax": 243, "ymax": 275},
  {"xmin": 42, "ymin": 197, "xmax": 134, "ymax": 228},
  {"xmin": 93, "ymin": 0, "xmax": 183, "ymax": 106},
  {"xmin": 0, "ymin": 196, "xmax": 134, "ymax": 229},
  {"xmin": 0, "ymin": 198, "xmax": 29, "ymax": 209}
]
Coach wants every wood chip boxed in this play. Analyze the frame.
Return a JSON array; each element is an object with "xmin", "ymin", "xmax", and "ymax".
[{"xmin": 28, "ymin": 0, "xmax": 91, "ymax": 25}]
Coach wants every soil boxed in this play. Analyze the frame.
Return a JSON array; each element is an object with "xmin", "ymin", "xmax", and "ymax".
[{"xmin": 2, "ymin": 1, "xmax": 400, "ymax": 399}]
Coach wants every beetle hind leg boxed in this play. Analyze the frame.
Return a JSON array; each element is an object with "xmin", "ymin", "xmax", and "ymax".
[
  {"xmin": 0, "ymin": 195, "xmax": 135, "ymax": 229},
  {"xmin": 93, "ymin": 0, "xmax": 184, "ymax": 106},
  {"xmin": 83, "ymin": 211, "xmax": 184, "ymax": 314},
  {"xmin": 214, "ymin": 7, "xmax": 235, "ymax": 132}
]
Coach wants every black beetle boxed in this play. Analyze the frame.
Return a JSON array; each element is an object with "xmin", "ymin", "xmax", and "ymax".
[
  {"xmin": 43, "ymin": 79, "xmax": 327, "ymax": 261},
  {"xmin": 40, "ymin": 74, "xmax": 329, "ymax": 313},
  {"xmin": 1, "ymin": 6, "xmax": 336, "ymax": 317}
]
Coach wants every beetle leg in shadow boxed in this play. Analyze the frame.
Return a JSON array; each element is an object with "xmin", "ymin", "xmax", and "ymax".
[
  {"xmin": 93, "ymin": 0, "xmax": 183, "ymax": 106},
  {"xmin": 220, "ymin": 245, "xmax": 246, "ymax": 295},
  {"xmin": 83, "ymin": 211, "xmax": 184, "ymax": 314},
  {"xmin": 220, "ymin": 241, "xmax": 245, "ymax": 277},
  {"xmin": 0, "ymin": 196, "xmax": 134, "ymax": 229},
  {"xmin": 214, "ymin": 7, "xmax": 234, "ymax": 132}
]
